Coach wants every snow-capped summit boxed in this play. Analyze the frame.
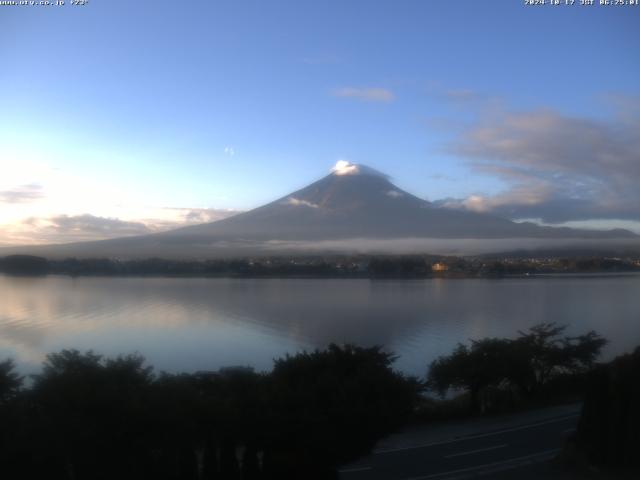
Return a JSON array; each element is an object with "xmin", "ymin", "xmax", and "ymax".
[{"xmin": 330, "ymin": 160, "xmax": 388, "ymax": 179}]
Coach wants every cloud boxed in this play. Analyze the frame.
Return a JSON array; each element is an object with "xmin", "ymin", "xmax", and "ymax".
[
  {"xmin": 175, "ymin": 207, "xmax": 239, "ymax": 224},
  {"xmin": 224, "ymin": 146, "xmax": 235, "ymax": 156},
  {"xmin": 26, "ymin": 214, "xmax": 153, "ymax": 243},
  {"xmin": 386, "ymin": 190, "xmax": 403, "ymax": 198},
  {"xmin": 283, "ymin": 197, "xmax": 319, "ymax": 209},
  {"xmin": 330, "ymin": 160, "xmax": 389, "ymax": 179},
  {"xmin": 1, "ymin": 209, "xmax": 241, "ymax": 246},
  {"xmin": 263, "ymin": 237, "xmax": 640, "ymax": 256},
  {"xmin": 331, "ymin": 160, "xmax": 359, "ymax": 176},
  {"xmin": 332, "ymin": 87, "xmax": 395, "ymax": 103},
  {"xmin": 602, "ymin": 93, "xmax": 640, "ymax": 121},
  {"xmin": 444, "ymin": 107, "xmax": 640, "ymax": 224},
  {"xmin": 0, "ymin": 184, "xmax": 44, "ymax": 203}
]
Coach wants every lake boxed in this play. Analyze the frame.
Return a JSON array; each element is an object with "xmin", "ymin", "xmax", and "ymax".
[{"xmin": 1, "ymin": 274, "xmax": 639, "ymax": 377}]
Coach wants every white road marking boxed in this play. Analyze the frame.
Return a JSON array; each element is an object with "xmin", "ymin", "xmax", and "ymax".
[
  {"xmin": 405, "ymin": 448, "xmax": 561, "ymax": 480},
  {"xmin": 444, "ymin": 443, "xmax": 507, "ymax": 459},
  {"xmin": 375, "ymin": 413, "xmax": 579, "ymax": 454}
]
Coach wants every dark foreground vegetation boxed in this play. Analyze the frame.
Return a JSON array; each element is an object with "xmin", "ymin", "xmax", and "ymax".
[
  {"xmin": 425, "ymin": 323, "xmax": 607, "ymax": 415},
  {"xmin": 1, "ymin": 253, "xmax": 640, "ymax": 278},
  {"xmin": 0, "ymin": 345, "xmax": 420, "ymax": 480},
  {"xmin": 0, "ymin": 325, "xmax": 636, "ymax": 479},
  {"xmin": 572, "ymin": 346, "xmax": 640, "ymax": 473}
]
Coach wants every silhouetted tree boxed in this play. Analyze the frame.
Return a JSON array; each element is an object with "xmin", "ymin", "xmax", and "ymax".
[
  {"xmin": 0, "ymin": 358, "xmax": 22, "ymax": 405},
  {"xmin": 268, "ymin": 344, "xmax": 421, "ymax": 477},
  {"xmin": 427, "ymin": 324, "xmax": 607, "ymax": 412},
  {"xmin": 427, "ymin": 338, "xmax": 520, "ymax": 413},
  {"xmin": 513, "ymin": 323, "xmax": 607, "ymax": 395},
  {"xmin": 0, "ymin": 359, "xmax": 25, "ymax": 478},
  {"xmin": 4, "ymin": 345, "xmax": 420, "ymax": 479},
  {"xmin": 29, "ymin": 350, "xmax": 154, "ymax": 480}
]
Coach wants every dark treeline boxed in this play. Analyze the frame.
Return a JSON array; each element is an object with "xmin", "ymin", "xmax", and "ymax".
[
  {"xmin": 1, "ymin": 254, "xmax": 639, "ymax": 278},
  {"xmin": 574, "ymin": 346, "xmax": 640, "ymax": 471},
  {"xmin": 0, "ymin": 345, "xmax": 420, "ymax": 480},
  {"xmin": 0, "ymin": 326, "xmax": 636, "ymax": 478}
]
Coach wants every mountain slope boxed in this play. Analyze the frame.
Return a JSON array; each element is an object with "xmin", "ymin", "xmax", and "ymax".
[
  {"xmin": 1, "ymin": 162, "xmax": 636, "ymax": 258},
  {"xmin": 158, "ymin": 163, "xmax": 633, "ymax": 241}
]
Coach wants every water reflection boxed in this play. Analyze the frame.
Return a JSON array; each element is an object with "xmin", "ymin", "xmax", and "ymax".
[{"xmin": 0, "ymin": 275, "xmax": 639, "ymax": 376}]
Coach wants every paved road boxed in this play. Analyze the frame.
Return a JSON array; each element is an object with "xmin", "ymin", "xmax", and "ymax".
[{"xmin": 339, "ymin": 411, "xmax": 579, "ymax": 480}]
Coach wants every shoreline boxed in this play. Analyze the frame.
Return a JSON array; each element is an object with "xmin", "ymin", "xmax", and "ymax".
[{"xmin": 2, "ymin": 271, "xmax": 640, "ymax": 280}]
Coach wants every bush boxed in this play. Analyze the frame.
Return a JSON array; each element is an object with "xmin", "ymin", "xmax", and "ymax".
[
  {"xmin": 427, "ymin": 323, "xmax": 607, "ymax": 413},
  {"xmin": 0, "ymin": 345, "xmax": 421, "ymax": 480}
]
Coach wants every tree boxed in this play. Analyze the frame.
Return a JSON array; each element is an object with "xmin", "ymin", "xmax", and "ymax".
[
  {"xmin": 427, "ymin": 338, "xmax": 519, "ymax": 413},
  {"xmin": 0, "ymin": 358, "xmax": 22, "ymax": 405},
  {"xmin": 0, "ymin": 359, "xmax": 24, "ymax": 479},
  {"xmin": 513, "ymin": 323, "xmax": 607, "ymax": 395},
  {"xmin": 268, "ymin": 344, "xmax": 421, "ymax": 476},
  {"xmin": 30, "ymin": 350, "xmax": 155, "ymax": 480},
  {"xmin": 427, "ymin": 324, "xmax": 608, "ymax": 412}
]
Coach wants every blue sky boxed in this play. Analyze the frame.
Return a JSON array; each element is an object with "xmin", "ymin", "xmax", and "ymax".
[{"xmin": 1, "ymin": 0, "xmax": 639, "ymax": 244}]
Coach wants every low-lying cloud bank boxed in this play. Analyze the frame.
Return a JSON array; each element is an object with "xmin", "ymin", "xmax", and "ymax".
[
  {"xmin": 23, "ymin": 215, "xmax": 153, "ymax": 243},
  {"xmin": 262, "ymin": 237, "xmax": 640, "ymax": 257},
  {"xmin": 0, "ymin": 209, "xmax": 240, "ymax": 246},
  {"xmin": 2, "ymin": 236, "xmax": 639, "ymax": 260}
]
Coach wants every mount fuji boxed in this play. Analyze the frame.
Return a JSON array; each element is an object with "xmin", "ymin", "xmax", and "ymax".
[{"xmin": 3, "ymin": 161, "xmax": 637, "ymax": 258}]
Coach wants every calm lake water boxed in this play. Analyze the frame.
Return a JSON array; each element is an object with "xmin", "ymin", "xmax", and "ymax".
[{"xmin": 1, "ymin": 274, "xmax": 639, "ymax": 377}]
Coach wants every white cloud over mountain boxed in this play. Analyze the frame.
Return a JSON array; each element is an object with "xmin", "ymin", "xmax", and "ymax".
[{"xmin": 284, "ymin": 197, "xmax": 319, "ymax": 209}]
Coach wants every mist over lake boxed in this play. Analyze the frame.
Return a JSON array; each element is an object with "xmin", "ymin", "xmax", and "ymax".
[{"xmin": 1, "ymin": 273, "xmax": 639, "ymax": 377}]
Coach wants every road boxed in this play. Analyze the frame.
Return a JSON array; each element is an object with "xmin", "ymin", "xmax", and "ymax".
[{"xmin": 339, "ymin": 408, "xmax": 579, "ymax": 480}]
